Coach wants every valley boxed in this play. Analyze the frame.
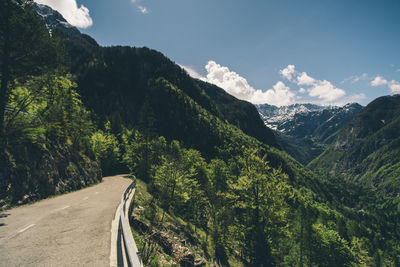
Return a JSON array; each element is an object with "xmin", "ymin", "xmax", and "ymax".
[
  {"xmin": 0, "ymin": 1, "xmax": 399, "ymax": 266},
  {"xmin": 256, "ymin": 103, "xmax": 363, "ymax": 164}
]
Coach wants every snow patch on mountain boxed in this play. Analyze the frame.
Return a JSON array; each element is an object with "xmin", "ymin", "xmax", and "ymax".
[
  {"xmin": 256, "ymin": 103, "xmax": 362, "ymax": 137},
  {"xmin": 256, "ymin": 103, "xmax": 329, "ymax": 130},
  {"xmin": 32, "ymin": 3, "xmax": 80, "ymax": 35}
]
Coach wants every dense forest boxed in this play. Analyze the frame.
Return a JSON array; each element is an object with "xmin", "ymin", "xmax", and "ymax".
[
  {"xmin": 310, "ymin": 95, "xmax": 400, "ymax": 196},
  {"xmin": 0, "ymin": 1, "xmax": 399, "ymax": 266}
]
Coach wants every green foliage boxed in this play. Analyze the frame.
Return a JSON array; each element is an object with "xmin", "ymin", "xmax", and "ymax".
[
  {"xmin": 6, "ymin": 74, "xmax": 94, "ymax": 149},
  {"xmin": 152, "ymin": 141, "xmax": 207, "ymax": 224},
  {"xmin": 225, "ymin": 148, "xmax": 290, "ymax": 266},
  {"xmin": 350, "ymin": 237, "xmax": 374, "ymax": 266},
  {"xmin": 90, "ymin": 127, "xmax": 119, "ymax": 175},
  {"xmin": 2, "ymin": 4, "xmax": 399, "ymax": 265},
  {"xmin": 310, "ymin": 223, "xmax": 354, "ymax": 266},
  {"xmin": 196, "ymin": 80, "xmax": 278, "ymax": 148},
  {"xmin": 123, "ymin": 129, "xmax": 166, "ymax": 181},
  {"xmin": 275, "ymin": 132, "xmax": 327, "ymax": 165},
  {"xmin": 310, "ymin": 95, "xmax": 400, "ymax": 196},
  {"xmin": 0, "ymin": 0, "xmax": 62, "ymax": 138}
]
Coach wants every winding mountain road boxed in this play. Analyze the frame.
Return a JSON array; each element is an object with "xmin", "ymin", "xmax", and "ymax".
[{"xmin": 0, "ymin": 175, "xmax": 131, "ymax": 266}]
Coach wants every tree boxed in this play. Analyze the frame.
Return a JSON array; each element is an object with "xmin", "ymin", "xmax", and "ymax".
[
  {"xmin": 310, "ymin": 223, "xmax": 355, "ymax": 267},
  {"xmin": 227, "ymin": 148, "xmax": 290, "ymax": 266},
  {"xmin": 137, "ymin": 98, "xmax": 157, "ymax": 180},
  {"xmin": 90, "ymin": 128, "xmax": 120, "ymax": 175},
  {"xmin": 123, "ymin": 129, "xmax": 166, "ymax": 181},
  {"xmin": 0, "ymin": 0, "xmax": 59, "ymax": 141},
  {"xmin": 6, "ymin": 74, "xmax": 94, "ymax": 149},
  {"xmin": 207, "ymin": 159, "xmax": 232, "ymax": 265},
  {"xmin": 152, "ymin": 141, "xmax": 198, "ymax": 221}
]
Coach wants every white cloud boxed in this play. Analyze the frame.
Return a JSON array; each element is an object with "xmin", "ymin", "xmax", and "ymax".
[
  {"xmin": 250, "ymin": 81, "xmax": 295, "ymax": 106},
  {"xmin": 179, "ymin": 65, "xmax": 205, "ymax": 80},
  {"xmin": 280, "ymin": 64, "xmax": 346, "ymax": 103},
  {"xmin": 138, "ymin": 5, "xmax": 148, "ymax": 14},
  {"xmin": 204, "ymin": 61, "xmax": 295, "ymax": 106},
  {"xmin": 205, "ymin": 61, "xmax": 257, "ymax": 101},
  {"xmin": 34, "ymin": 0, "xmax": 93, "ymax": 28},
  {"xmin": 389, "ymin": 80, "xmax": 400, "ymax": 93},
  {"xmin": 352, "ymin": 73, "xmax": 369, "ymax": 83},
  {"xmin": 396, "ymin": 69, "xmax": 400, "ymax": 72},
  {"xmin": 370, "ymin": 76, "xmax": 388, "ymax": 86},
  {"xmin": 297, "ymin": 72, "xmax": 315, "ymax": 86},
  {"xmin": 184, "ymin": 61, "xmax": 354, "ymax": 106},
  {"xmin": 130, "ymin": 0, "xmax": 149, "ymax": 14},
  {"xmin": 280, "ymin": 65, "xmax": 296, "ymax": 81},
  {"xmin": 307, "ymin": 80, "xmax": 346, "ymax": 102},
  {"xmin": 342, "ymin": 73, "xmax": 369, "ymax": 84},
  {"xmin": 370, "ymin": 76, "xmax": 400, "ymax": 93}
]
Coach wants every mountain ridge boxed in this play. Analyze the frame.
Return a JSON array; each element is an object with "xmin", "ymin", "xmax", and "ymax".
[
  {"xmin": 309, "ymin": 94, "xmax": 400, "ymax": 196},
  {"xmin": 256, "ymin": 102, "xmax": 363, "ymax": 164},
  {"xmin": 33, "ymin": 3, "xmax": 80, "ymax": 35},
  {"xmin": 1, "ymin": 2, "xmax": 399, "ymax": 265}
]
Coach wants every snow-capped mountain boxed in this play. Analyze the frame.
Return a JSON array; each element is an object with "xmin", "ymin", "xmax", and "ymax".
[
  {"xmin": 255, "ymin": 103, "xmax": 363, "ymax": 164},
  {"xmin": 32, "ymin": 3, "xmax": 80, "ymax": 35},
  {"xmin": 256, "ymin": 103, "xmax": 363, "ymax": 142},
  {"xmin": 256, "ymin": 103, "xmax": 327, "ymax": 131}
]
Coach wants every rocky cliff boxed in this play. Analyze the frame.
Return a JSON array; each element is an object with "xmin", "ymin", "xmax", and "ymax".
[{"xmin": 0, "ymin": 140, "xmax": 101, "ymax": 209}]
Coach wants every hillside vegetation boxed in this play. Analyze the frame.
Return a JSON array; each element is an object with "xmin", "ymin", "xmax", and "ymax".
[
  {"xmin": 0, "ymin": 1, "xmax": 101, "ymax": 208},
  {"xmin": 310, "ymin": 95, "xmax": 400, "ymax": 197},
  {"xmin": 0, "ymin": 1, "xmax": 399, "ymax": 266}
]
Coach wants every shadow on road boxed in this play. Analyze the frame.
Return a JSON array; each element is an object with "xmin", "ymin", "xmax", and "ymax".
[{"xmin": 0, "ymin": 213, "xmax": 10, "ymax": 227}]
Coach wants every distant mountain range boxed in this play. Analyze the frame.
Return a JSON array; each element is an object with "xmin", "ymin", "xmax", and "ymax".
[
  {"xmin": 256, "ymin": 103, "xmax": 363, "ymax": 164},
  {"xmin": 309, "ymin": 95, "xmax": 400, "ymax": 197},
  {"xmin": 2, "ymin": 3, "xmax": 399, "ymax": 264}
]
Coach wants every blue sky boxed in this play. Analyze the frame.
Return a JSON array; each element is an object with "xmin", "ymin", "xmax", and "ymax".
[{"xmin": 35, "ymin": 0, "xmax": 400, "ymax": 106}]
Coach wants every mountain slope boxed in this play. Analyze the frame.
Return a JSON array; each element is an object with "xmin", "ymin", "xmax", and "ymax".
[
  {"xmin": 41, "ymin": 5, "xmax": 364, "ymax": 193},
  {"xmin": 18, "ymin": 3, "xmax": 400, "ymax": 265},
  {"xmin": 71, "ymin": 45, "xmax": 280, "ymax": 156},
  {"xmin": 0, "ymin": 2, "xmax": 102, "ymax": 208},
  {"xmin": 41, "ymin": 7, "xmax": 333, "ymax": 193},
  {"xmin": 309, "ymin": 95, "xmax": 400, "ymax": 196},
  {"xmin": 256, "ymin": 103, "xmax": 362, "ymax": 164},
  {"xmin": 42, "ymin": 16, "xmax": 279, "ymax": 154},
  {"xmin": 196, "ymin": 80, "xmax": 278, "ymax": 148}
]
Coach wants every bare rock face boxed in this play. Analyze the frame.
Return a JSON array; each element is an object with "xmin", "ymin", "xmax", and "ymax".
[
  {"xmin": 256, "ymin": 102, "xmax": 362, "ymax": 143},
  {"xmin": 32, "ymin": 2, "xmax": 80, "ymax": 35},
  {"xmin": 0, "ymin": 140, "xmax": 102, "ymax": 209}
]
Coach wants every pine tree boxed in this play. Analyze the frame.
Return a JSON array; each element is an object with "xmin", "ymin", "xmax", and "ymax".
[{"xmin": 227, "ymin": 148, "xmax": 289, "ymax": 266}]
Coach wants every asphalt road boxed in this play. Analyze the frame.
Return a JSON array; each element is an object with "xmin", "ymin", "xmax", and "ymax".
[{"xmin": 0, "ymin": 175, "xmax": 131, "ymax": 267}]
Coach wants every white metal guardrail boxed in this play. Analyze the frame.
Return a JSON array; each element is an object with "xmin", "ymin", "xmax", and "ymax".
[{"xmin": 116, "ymin": 176, "xmax": 143, "ymax": 267}]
